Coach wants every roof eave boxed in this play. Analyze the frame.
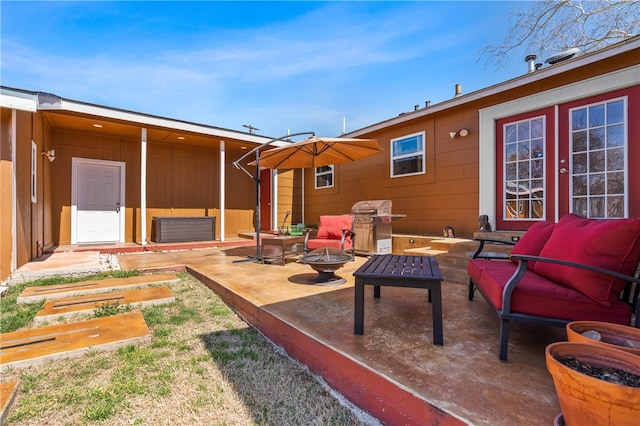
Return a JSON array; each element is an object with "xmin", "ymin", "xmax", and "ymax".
[{"xmin": 346, "ymin": 36, "xmax": 640, "ymax": 137}]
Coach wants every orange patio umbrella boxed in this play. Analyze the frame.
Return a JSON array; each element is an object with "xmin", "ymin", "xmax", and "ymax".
[{"xmin": 250, "ymin": 136, "xmax": 382, "ymax": 169}]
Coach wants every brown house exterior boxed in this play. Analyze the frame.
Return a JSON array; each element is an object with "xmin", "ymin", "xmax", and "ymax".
[
  {"xmin": 2, "ymin": 36, "xmax": 639, "ymax": 284},
  {"xmin": 302, "ymin": 37, "xmax": 639, "ymax": 238},
  {"xmin": 0, "ymin": 92, "xmax": 280, "ymax": 282}
]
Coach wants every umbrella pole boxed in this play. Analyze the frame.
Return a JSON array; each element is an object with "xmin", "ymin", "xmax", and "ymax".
[{"xmin": 232, "ymin": 131, "xmax": 314, "ymax": 264}]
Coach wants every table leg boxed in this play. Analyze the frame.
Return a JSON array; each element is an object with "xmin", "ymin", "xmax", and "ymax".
[
  {"xmin": 354, "ymin": 279, "xmax": 364, "ymax": 335},
  {"xmin": 430, "ymin": 283, "xmax": 443, "ymax": 345}
]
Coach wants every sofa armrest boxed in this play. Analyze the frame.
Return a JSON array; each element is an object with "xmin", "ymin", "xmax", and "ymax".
[
  {"xmin": 304, "ymin": 229, "xmax": 317, "ymax": 246},
  {"xmin": 505, "ymin": 254, "xmax": 640, "ymax": 326},
  {"xmin": 470, "ymin": 238, "xmax": 515, "ymax": 259}
]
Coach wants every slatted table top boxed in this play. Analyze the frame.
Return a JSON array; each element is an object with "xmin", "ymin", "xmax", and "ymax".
[{"xmin": 353, "ymin": 254, "xmax": 442, "ymax": 281}]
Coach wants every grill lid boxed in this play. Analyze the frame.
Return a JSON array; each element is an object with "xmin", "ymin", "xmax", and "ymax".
[{"xmin": 351, "ymin": 200, "xmax": 392, "ymax": 215}]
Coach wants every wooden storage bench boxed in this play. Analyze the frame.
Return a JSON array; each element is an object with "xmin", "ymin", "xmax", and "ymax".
[{"xmin": 151, "ymin": 216, "xmax": 216, "ymax": 243}]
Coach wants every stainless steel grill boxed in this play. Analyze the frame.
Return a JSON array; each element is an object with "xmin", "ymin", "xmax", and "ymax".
[{"xmin": 351, "ymin": 200, "xmax": 404, "ymax": 255}]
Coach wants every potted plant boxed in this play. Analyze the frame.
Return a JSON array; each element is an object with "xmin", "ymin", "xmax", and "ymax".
[
  {"xmin": 546, "ymin": 342, "xmax": 640, "ymax": 426},
  {"xmin": 566, "ymin": 321, "xmax": 640, "ymax": 356}
]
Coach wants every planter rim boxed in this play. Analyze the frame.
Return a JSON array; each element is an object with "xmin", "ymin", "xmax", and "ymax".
[
  {"xmin": 546, "ymin": 342, "xmax": 640, "ymax": 386},
  {"xmin": 566, "ymin": 321, "xmax": 640, "ymax": 356}
]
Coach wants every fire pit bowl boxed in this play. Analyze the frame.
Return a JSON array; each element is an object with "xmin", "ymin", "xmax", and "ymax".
[{"xmin": 299, "ymin": 247, "xmax": 351, "ymax": 285}]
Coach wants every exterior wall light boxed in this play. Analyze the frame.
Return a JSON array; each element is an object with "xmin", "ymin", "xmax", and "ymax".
[
  {"xmin": 42, "ymin": 149, "xmax": 56, "ymax": 162},
  {"xmin": 449, "ymin": 129, "xmax": 469, "ymax": 139}
]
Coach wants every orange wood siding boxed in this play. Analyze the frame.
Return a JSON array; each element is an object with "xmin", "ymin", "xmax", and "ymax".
[
  {"xmin": 1, "ymin": 108, "xmax": 14, "ymax": 281},
  {"xmin": 14, "ymin": 111, "xmax": 32, "ymax": 265},
  {"xmin": 48, "ymin": 130, "xmax": 256, "ymax": 244}
]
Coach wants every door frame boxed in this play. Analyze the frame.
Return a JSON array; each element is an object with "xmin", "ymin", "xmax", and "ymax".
[
  {"xmin": 479, "ymin": 66, "xmax": 639, "ymax": 231},
  {"xmin": 71, "ymin": 157, "xmax": 126, "ymax": 244}
]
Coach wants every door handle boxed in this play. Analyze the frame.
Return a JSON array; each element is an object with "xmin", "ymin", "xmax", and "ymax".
[{"xmin": 560, "ymin": 168, "xmax": 568, "ymax": 174}]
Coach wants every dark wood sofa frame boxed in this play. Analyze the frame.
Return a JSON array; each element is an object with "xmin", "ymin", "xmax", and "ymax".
[{"xmin": 469, "ymin": 238, "xmax": 640, "ymax": 362}]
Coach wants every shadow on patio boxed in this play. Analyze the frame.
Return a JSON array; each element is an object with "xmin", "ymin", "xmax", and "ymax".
[{"xmin": 116, "ymin": 246, "xmax": 563, "ymax": 425}]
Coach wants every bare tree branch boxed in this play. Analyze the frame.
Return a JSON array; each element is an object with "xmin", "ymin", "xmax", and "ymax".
[{"xmin": 481, "ymin": 0, "xmax": 640, "ymax": 69}]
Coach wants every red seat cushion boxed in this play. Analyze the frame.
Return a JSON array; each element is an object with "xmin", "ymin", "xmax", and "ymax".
[
  {"xmin": 306, "ymin": 238, "xmax": 353, "ymax": 251},
  {"xmin": 510, "ymin": 220, "xmax": 556, "ymax": 270},
  {"xmin": 315, "ymin": 215, "xmax": 354, "ymax": 244},
  {"xmin": 469, "ymin": 259, "xmax": 632, "ymax": 324},
  {"xmin": 534, "ymin": 214, "xmax": 640, "ymax": 307}
]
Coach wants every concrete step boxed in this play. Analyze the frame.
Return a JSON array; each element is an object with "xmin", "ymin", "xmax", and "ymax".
[
  {"xmin": 428, "ymin": 238, "xmax": 474, "ymax": 252},
  {"xmin": 402, "ymin": 247, "xmax": 447, "ymax": 256},
  {"xmin": 0, "ymin": 312, "xmax": 151, "ymax": 371},
  {"xmin": 34, "ymin": 286, "xmax": 175, "ymax": 323},
  {"xmin": 17, "ymin": 273, "xmax": 179, "ymax": 304}
]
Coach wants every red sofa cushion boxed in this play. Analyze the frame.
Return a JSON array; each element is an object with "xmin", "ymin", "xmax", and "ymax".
[
  {"xmin": 316, "ymin": 215, "xmax": 354, "ymax": 242},
  {"xmin": 535, "ymin": 214, "xmax": 640, "ymax": 307},
  {"xmin": 468, "ymin": 259, "xmax": 632, "ymax": 324},
  {"xmin": 510, "ymin": 220, "xmax": 556, "ymax": 269}
]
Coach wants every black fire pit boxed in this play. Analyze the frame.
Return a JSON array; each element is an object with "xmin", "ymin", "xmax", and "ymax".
[{"xmin": 298, "ymin": 247, "xmax": 351, "ymax": 285}]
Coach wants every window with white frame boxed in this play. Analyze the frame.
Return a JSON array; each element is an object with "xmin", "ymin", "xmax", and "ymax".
[
  {"xmin": 569, "ymin": 97, "xmax": 627, "ymax": 218},
  {"xmin": 391, "ymin": 132, "xmax": 425, "ymax": 177},
  {"xmin": 503, "ymin": 116, "xmax": 546, "ymax": 220},
  {"xmin": 315, "ymin": 165, "xmax": 334, "ymax": 188}
]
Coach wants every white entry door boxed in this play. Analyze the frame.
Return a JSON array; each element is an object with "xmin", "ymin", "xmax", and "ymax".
[{"xmin": 72, "ymin": 158, "xmax": 125, "ymax": 243}]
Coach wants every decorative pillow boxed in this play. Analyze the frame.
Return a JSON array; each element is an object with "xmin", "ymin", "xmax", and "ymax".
[
  {"xmin": 534, "ymin": 214, "xmax": 640, "ymax": 307},
  {"xmin": 510, "ymin": 221, "xmax": 556, "ymax": 269},
  {"xmin": 316, "ymin": 215, "xmax": 354, "ymax": 241}
]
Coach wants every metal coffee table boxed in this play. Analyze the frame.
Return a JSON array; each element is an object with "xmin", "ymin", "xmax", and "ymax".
[{"xmin": 261, "ymin": 235, "xmax": 306, "ymax": 266}]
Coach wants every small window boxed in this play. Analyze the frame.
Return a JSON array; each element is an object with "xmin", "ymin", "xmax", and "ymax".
[
  {"xmin": 315, "ymin": 165, "xmax": 334, "ymax": 189},
  {"xmin": 31, "ymin": 141, "xmax": 37, "ymax": 203},
  {"xmin": 391, "ymin": 132, "xmax": 425, "ymax": 177}
]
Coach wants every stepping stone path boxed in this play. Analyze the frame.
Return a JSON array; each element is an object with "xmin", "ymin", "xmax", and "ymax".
[
  {"xmin": 16, "ymin": 272, "xmax": 179, "ymax": 303},
  {"xmin": 0, "ymin": 311, "xmax": 152, "ymax": 371},
  {"xmin": 34, "ymin": 286, "xmax": 175, "ymax": 323},
  {"xmin": 0, "ymin": 273, "xmax": 179, "ymax": 420}
]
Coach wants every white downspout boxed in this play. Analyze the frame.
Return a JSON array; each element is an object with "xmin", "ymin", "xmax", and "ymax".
[
  {"xmin": 140, "ymin": 128, "xmax": 147, "ymax": 246},
  {"xmin": 272, "ymin": 170, "xmax": 278, "ymax": 231},
  {"xmin": 11, "ymin": 110, "xmax": 17, "ymax": 272},
  {"xmin": 219, "ymin": 141, "xmax": 225, "ymax": 242},
  {"xmin": 301, "ymin": 169, "xmax": 305, "ymax": 225}
]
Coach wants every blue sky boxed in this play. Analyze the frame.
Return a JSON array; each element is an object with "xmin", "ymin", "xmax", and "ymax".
[{"xmin": 1, "ymin": 1, "xmax": 531, "ymax": 137}]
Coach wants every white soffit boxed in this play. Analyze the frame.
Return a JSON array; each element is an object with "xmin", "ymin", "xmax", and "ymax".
[{"xmin": 0, "ymin": 88, "xmax": 37, "ymax": 112}]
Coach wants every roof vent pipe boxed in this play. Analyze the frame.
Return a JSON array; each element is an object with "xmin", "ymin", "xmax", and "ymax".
[
  {"xmin": 525, "ymin": 54, "xmax": 537, "ymax": 73},
  {"xmin": 454, "ymin": 84, "xmax": 462, "ymax": 98}
]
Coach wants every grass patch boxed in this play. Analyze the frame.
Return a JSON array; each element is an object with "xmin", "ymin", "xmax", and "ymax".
[{"xmin": 2, "ymin": 272, "xmax": 373, "ymax": 425}]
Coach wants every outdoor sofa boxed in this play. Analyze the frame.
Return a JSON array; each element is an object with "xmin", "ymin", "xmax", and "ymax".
[{"xmin": 468, "ymin": 213, "xmax": 640, "ymax": 361}]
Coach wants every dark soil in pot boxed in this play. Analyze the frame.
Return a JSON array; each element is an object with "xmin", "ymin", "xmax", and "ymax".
[{"xmin": 556, "ymin": 355, "xmax": 640, "ymax": 387}]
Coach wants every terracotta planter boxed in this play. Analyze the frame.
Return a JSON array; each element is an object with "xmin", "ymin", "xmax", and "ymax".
[
  {"xmin": 546, "ymin": 342, "xmax": 640, "ymax": 426},
  {"xmin": 566, "ymin": 321, "xmax": 640, "ymax": 356}
]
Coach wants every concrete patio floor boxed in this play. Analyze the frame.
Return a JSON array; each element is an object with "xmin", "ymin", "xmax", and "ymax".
[{"xmin": 11, "ymin": 243, "xmax": 564, "ymax": 425}]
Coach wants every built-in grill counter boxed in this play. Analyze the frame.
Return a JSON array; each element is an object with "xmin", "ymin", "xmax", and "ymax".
[{"xmin": 351, "ymin": 200, "xmax": 405, "ymax": 255}]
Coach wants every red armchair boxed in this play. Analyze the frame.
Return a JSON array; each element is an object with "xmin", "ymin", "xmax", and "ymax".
[{"xmin": 304, "ymin": 215, "xmax": 355, "ymax": 259}]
